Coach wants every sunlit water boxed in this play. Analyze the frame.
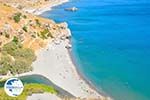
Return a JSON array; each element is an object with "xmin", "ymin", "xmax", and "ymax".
[{"xmin": 41, "ymin": 0, "xmax": 150, "ymax": 100}]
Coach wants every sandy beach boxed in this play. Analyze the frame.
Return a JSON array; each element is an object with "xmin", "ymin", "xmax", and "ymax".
[
  {"xmin": 0, "ymin": 0, "xmax": 111, "ymax": 99},
  {"xmin": 24, "ymin": 0, "xmax": 69, "ymax": 15},
  {"xmin": 18, "ymin": 36, "xmax": 111, "ymax": 99}
]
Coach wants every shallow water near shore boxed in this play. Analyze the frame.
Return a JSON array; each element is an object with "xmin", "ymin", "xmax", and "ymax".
[{"xmin": 41, "ymin": 0, "xmax": 150, "ymax": 100}]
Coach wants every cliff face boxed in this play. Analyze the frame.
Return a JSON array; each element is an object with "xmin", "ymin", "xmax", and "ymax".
[{"xmin": 0, "ymin": 3, "xmax": 70, "ymax": 51}]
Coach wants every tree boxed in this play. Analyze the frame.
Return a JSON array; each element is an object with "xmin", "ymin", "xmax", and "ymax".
[
  {"xmin": 0, "ymin": 40, "xmax": 36, "ymax": 75},
  {"xmin": 2, "ymin": 42, "xmax": 18, "ymax": 55},
  {"xmin": 11, "ymin": 60, "xmax": 32, "ymax": 74},
  {"xmin": 0, "ymin": 54, "xmax": 12, "ymax": 75},
  {"xmin": 12, "ymin": 48, "xmax": 36, "ymax": 63}
]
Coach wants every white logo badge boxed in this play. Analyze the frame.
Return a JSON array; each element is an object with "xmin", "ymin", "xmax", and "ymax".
[{"xmin": 4, "ymin": 78, "xmax": 24, "ymax": 97}]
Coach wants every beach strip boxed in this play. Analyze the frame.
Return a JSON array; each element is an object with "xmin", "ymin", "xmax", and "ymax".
[
  {"xmin": 24, "ymin": 0, "xmax": 69, "ymax": 15},
  {"xmin": 19, "ymin": 34, "xmax": 111, "ymax": 99}
]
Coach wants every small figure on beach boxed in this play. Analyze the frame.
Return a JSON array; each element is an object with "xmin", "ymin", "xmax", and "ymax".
[{"xmin": 65, "ymin": 7, "xmax": 78, "ymax": 12}]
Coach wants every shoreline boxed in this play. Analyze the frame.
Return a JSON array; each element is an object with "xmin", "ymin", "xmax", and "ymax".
[
  {"xmin": 32, "ymin": 1, "xmax": 106, "ymax": 97},
  {"xmin": 0, "ymin": 36, "xmax": 111, "ymax": 99},
  {"xmin": 24, "ymin": 0, "xmax": 69, "ymax": 15},
  {"xmin": 68, "ymin": 49, "xmax": 108, "ymax": 97},
  {"xmin": 33, "ymin": 39, "xmax": 103, "ymax": 99},
  {"xmin": 36, "ymin": 1, "xmax": 110, "ymax": 98},
  {"xmin": 67, "ymin": 37, "xmax": 107, "ymax": 97},
  {"xmin": 0, "ymin": 1, "xmax": 111, "ymax": 99},
  {"xmin": 12, "ymin": 36, "xmax": 110, "ymax": 99}
]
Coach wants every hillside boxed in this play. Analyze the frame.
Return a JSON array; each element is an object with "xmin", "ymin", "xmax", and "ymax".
[
  {"xmin": 0, "ymin": 3, "xmax": 69, "ymax": 50},
  {"xmin": 0, "ymin": 0, "xmax": 56, "ymax": 9},
  {"xmin": 0, "ymin": 0, "xmax": 68, "ymax": 14},
  {"xmin": 0, "ymin": 3, "xmax": 70, "ymax": 75}
]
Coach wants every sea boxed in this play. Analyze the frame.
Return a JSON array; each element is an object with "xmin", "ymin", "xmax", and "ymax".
[{"xmin": 41, "ymin": 0, "xmax": 150, "ymax": 100}]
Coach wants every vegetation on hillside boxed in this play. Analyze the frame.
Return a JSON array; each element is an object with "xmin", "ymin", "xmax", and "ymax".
[
  {"xmin": 13, "ymin": 12, "xmax": 22, "ymax": 23},
  {"xmin": 38, "ymin": 29, "xmax": 53, "ymax": 39},
  {"xmin": 0, "ymin": 37, "xmax": 36, "ymax": 75},
  {"xmin": 22, "ymin": 25, "xmax": 28, "ymax": 32},
  {"xmin": 35, "ymin": 19, "xmax": 41, "ymax": 27},
  {"xmin": 0, "ymin": 4, "xmax": 67, "ymax": 75},
  {"xmin": 0, "ymin": 83, "xmax": 57, "ymax": 100},
  {"xmin": 13, "ymin": 12, "xmax": 27, "ymax": 23}
]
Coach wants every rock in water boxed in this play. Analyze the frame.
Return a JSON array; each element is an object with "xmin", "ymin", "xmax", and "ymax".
[{"xmin": 65, "ymin": 7, "xmax": 78, "ymax": 12}]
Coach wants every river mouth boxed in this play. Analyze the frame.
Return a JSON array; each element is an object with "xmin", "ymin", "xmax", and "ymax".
[{"xmin": 0, "ymin": 74, "xmax": 74, "ymax": 98}]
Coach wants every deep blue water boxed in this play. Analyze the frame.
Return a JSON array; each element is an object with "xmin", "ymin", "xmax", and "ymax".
[{"xmin": 41, "ymin": 0, "xmax": 150, "ymax": 100}]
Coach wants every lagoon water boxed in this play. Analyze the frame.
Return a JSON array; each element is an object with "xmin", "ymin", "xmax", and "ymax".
[{"xmin": 41, "ymin": 0, "xmax": 150, "ymax": 100}]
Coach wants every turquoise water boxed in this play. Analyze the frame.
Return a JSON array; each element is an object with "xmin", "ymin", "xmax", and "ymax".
[{"xmin": 41, "ymin": 0, "xmax": 150, "ymax": 100}]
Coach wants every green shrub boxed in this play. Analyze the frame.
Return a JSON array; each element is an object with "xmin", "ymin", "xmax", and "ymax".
[
  {"xmin": 2, "ymin": 42, "xmax": 18, "ymax": 55},
  {"xmin": 0, "ymin": 55, "xmax": 12, "ymax": 75},
  {"xmin": 11, "ymin": 60, "xmax": 32, "ymax": 74},
  {"xmin": 31, "ymin": 34, "xmax": 36, "ymax": 38},
  {"xmin": 0, "ymin": 40, "xmax": 36, "ymax": 75},
  {"xmin": 47, "ymin": 31, "xmax": 53, "ymax": 38},
  {"xmin": 5, "ymin": 32, "xmax": 10, "ymax": 38},
  {"xmin": 12, "ymin": 36, "xmax": 19, "ymax": 44},
  {"xmin": 22, "ymin": 26, "xmax": 28, "ymax": 32},
  {"xmin": 40, "ymin": 29, "xmax": 49, "ymax": 39},
  {"xmin": 23, "ymin": 15, "xmax": 27, "ymax": 19},
  {"xmin": 0, "ymin": 68, "xmax": 8, "ymax": 75},
  {"xmin": 12, "ymin": 48, "xmax": 36, "ymax": 63},
  {"xmin": 2, "ymin": 40, "xmax": 22, "ymax": 54},
  {"xmin": 13, "ymin": 12, "xmax": 22, "ymax": 23},
  {"xmin": 0, "ymin": 55, "xmax": 11, "ymax": 65},
  {"xmin": 35, "ymin": 19, "xmax": 41, "ymax": 27}
]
